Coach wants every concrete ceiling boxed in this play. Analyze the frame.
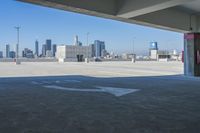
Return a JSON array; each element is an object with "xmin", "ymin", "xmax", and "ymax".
[
  {"xmin": 180, "ymin": 0, "xmax": 200, "ymax": 13},
  {"xmin": 17, "ymin": 0, "xmax": 200, "ymax": 33}
]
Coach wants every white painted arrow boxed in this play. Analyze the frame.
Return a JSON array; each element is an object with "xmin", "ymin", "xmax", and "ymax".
[
  {"xmin": 31, "ymin": 80, "xmax": 81, "ymax": 85},
  {"xmin": 44, "ymin": 85, "xmax": 139, "ymax": 97}
]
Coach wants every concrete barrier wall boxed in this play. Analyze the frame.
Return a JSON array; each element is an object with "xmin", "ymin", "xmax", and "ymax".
[{"xmin": 0, "ymin": 58, "xmax": 58, "ymax": 62}]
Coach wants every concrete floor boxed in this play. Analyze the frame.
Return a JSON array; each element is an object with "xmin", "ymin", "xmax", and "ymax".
[
  {"xmin": 0, "ymin": 61, "xmax": 183, "ymax": 77},
  {"xmin": 0, "ymin": 61, "xmax": 200, "ymax": 133}
]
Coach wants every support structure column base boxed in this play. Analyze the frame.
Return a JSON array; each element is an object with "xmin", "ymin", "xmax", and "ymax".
[{"xmin": 184, "ymin": 33, "xmax": 200, "ymax": 76}]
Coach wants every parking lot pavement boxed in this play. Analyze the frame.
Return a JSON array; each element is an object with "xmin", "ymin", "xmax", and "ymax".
[
  {"xmin": 0, "ymin": 61, "xmax": 183, "ymax": 77},
  {"xmin": 0, "ymin": 74, "xmax": 200, "ymax": 133}
]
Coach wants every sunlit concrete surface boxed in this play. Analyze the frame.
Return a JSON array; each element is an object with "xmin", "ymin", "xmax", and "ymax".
[
  {"xmin": 0, "ymin": 61, "xmax": 183, "ymax": 77},
  {"xmin": 1, "ymin": 61, "xmax": 200, "ymax": 133}
]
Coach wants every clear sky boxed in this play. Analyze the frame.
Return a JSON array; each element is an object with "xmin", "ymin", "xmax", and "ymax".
[{"xmin": 0, "ymin": 0, "xmax": 183, "ymax": 55}]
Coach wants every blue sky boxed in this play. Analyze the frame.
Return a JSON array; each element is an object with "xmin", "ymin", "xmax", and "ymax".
[{"xmin": 0, "ymin": 0, "xmax": 183, "ymax": 55}]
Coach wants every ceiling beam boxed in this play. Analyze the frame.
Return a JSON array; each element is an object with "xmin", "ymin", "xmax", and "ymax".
[
  {"xmin": 18, "ymin": 0, "xmax": 117, "ymax": 15},
  {"xmin": 17, "ymin": 0, "xmax": 200, "ymax": 33},
  {"xmin": 117, "ymin": 0, "xmax": 194, "ymax": 18},
  {"xmin": 132, "ymin": 7, "xmax": 198, "ymax": 33}
]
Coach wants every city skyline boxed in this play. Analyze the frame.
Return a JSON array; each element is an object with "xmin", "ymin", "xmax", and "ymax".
[
  {"xmin": 0, "ymin": 36, "xmax": 108, "ymax": 59},
  {"xmin": 0, "ymin": 0, "xmax": 183, "ymax": 56},
  {"xmin": 0, "ymin": 36, "xmax": 100, "ymax": 56}
]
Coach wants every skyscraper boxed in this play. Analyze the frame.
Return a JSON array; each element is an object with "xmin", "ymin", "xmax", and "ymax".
[
  {"xmin": 35, "ymin": 40, "xmax": 39, "ymax": 57},
  {"xmin": 9, "ymin": 51, "xmax": 16, "ymax": 58},
  {"xmin": 74, "ymin": 35, "xmax": 79, "ymax": 46},
  {"xmin": 0, "ymin": 51, "xmax": 3, "ymax": 58},
  {"xmin": 94, "ymin": 40, "xmax": 106, "ymax": 57},
  {"xmin": 6, "ymin": 44, "xmax": 10, "ymax": 58},
  {"xmin": 90, "ymin": 44, "xmax": 95, "ymax": 57},
  {"xmin": 74, "ymin": 35, "xmax": 82, "ymax": 46},
  {"xmin": 42, "ymin": 44, "xmax": 47, "ymax": 57},
  {"xmin": 52, "ymin": 44, "xmax": 57, "ymax": 57},
  {"xmin": 46, "ymin": 39, "xmax": 52, "ymax": 51}
]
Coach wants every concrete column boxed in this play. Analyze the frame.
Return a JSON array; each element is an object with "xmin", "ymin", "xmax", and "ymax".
[{"xmin": 184, "ymin": 33, "xmax": 200, "ymax": 76}]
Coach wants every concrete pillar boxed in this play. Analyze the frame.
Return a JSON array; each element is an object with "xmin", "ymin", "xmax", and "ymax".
[
  {"xmin": 184, "ymin": 33, "xmax": 200, "ymax": 76},
  {"xmin": 85, "ymin": 58, "xmax": 89, "ymax": 63},
  {"xmin": 15, "ymin": 59, "xmax": 21, "ymax": 65},
  {"xmin": 131, "ymin": 54, "xmax": 136, "ymax": 63}
]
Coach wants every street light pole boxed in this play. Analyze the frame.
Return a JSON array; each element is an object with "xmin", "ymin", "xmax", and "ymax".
[
  {"xmin": 15, "ymin": 26, "xmax": 20, "ymax": 59},
  {"xmin": 132, "ymin": 37, "xmax": 136, "ymax": 63},
  {"xmin": 87, "ymin": 32, "xmax": 90, "ymax": 46},
  {"xmin": 133, "ymin": 39, "xmax": 134, "ymax": 54},
  {"xmin": 14, "ymin": 26, "xmax": 20, "ymax": 64},
  {"xmin": 86, "ymin": 32, "xmax": 90, "ymax": 63}
]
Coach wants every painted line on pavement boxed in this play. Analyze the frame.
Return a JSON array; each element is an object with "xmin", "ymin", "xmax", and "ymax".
[{"xmin": 44, "ymin": 85, "xmax": 139, "ymax": 97}]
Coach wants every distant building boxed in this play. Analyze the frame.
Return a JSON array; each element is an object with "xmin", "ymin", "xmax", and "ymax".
[
  {"xmin": 74, "ymin": 35, "xmax": 79, "ymax": 46},
  {"xmin": 35, "ymin": 40, "xmax": 39, "ymax": 57},
  {"xmin": 46, "ymin": 50, "xmax": 53, "ymax": 58},
  {"xmin": 148, "ymin": 42, "xmax": 172, "ymax": 60},
  {"xmin": 52, "ymin": 44, "xmax": 57, "ymax": 57},
  {"xmin": 90, "ymin": 44, "xmax": 96, "ymax": 57},
  {"xmin": 56, "ymin": 45, "xmax": 92, "ymax": 62},
  {"xmin": 42, "ymin": 44, "xmax": 47, "ymax": 57},
  {"xmin": 150, "ymin": 50, "xmax": 158, "ymax": 60},
  {"xmin": 46, "ymin": 39, "xmax": 52, "ymax": 51},
  {"xmin": 101, "ymin": 49, "xmax": 108, "ymax": 58},
  {"xmin": 74, "ymin": 35, "xmax": 82, "ymax": 46},
  {"xmin": 122, "ymin": 53, "xmax": 136, "ymax": 60},
  {"xmin": 170, "ymin": 50, "xmax": 179, "ymax": 60},
  {"xmin": 149, "ymin": 42, "xmax": 158, "ymax": 50},
  {"xmin": 22, "ymin": 48, "xmax": 34, "ymax": 58},
  {"xmin": 6, "ymin": 44, "xmax": 10, "ymax": 58},
  {"xmin": 149, "ymin": 42, "xmax": 158, "ymax": 58},
  {"xmin": 78, "ymin": 42, "xmax": 82, "ymax": 46},
  {"xmin": 94, "ymin": 40, "xmax": 106, "ymax": 58},
  {"xmin": 9, "ymin": 51, "xmax": 16, "ymax": 58},
  {"xmin": 0, "ymin": 51, "xmax": 3, "ymax": 58},
  {"xmin": 157, "ymin": 50, "xmax": 171, "ymax": 59},
  {"xmin": 150, "ymin": 49, "xmax": 171, "ymax": 60}
]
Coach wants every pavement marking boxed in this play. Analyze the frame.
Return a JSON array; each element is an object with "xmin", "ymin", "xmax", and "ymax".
[
  {"xmin": 31, "ymin": 80, "xmax": 81, "ymax": 85},
  {"xmin": 44, "ymin": 85, "xmax": 139, "ymax": 97},
  {"xmin": 31, "ymin": 81, "xmax": 41, "ymax": 85},
  {"xmin": 96, "ymin": 86, "xmax": 139, "ymax": 97},
  {"xmin": 63, "ymin": 80, "xmax": 81, "ymax": 83},
  {"xmin": 55, "ymin": 80, "xmax": 61, "ymax": 83},
  {"xmin": 42, "ymin": 81, "xmax": 51, "ymax": 84}
]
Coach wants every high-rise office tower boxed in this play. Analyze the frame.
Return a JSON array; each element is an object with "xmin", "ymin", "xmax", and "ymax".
[
  {"xmin": 74, "ymin": 35, "xmax": 82, "ymax": 46},
  {"xmin": 46, "ymin": 39, "xmax": 52, "ymax": 51},
  {"xmin": 94, "ymin": 40, "xmax": 106, "ymax": 57},
  {"xmin": 35, "ymin": 40, "xmax": 39, "ymax": 57},
  {"xmin": 101, "ymin": 43, "xmax": 105, "ymax": 50},
  {"xmin": 6, "ymin": 44, "xmax": 10, "ymax": 58},
  {"xmin": 9, "ymin": 51, "xmax": 16, "ymax": 58},
  {"xmin": 52, "ymin": 44, "xmax": 57, "ymax": 57},
  {"xmin": 42, "ymin": 44, "xmax": 47, "ymax": 57},
  {"xmin": 74, "ymin": 35, "xmax": 79, "ymax": 46},
  {"xmin": 90, "ymin": 44, "xmax": 95, "ymax": 57},
  {"xmin": 0, "ymin": 51, "xmax": 3, "ymax": 58},
  {"xmin": 95, "ymin": 42, "xmax": 101, "ymax": 58}
]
